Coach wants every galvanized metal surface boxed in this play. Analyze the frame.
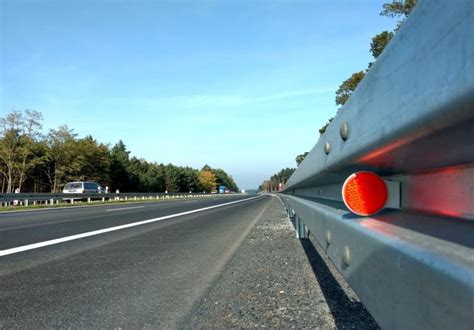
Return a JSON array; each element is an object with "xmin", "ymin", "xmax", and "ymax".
[
  {"xmin": 397, "ymin": 165, "xmax": 474, "ymax": 220},
  {"xmin": 281, "ymin": 0, "xmax": 474, "ymax": 328},
  {"xmin": 281, "ymin": 195, "xmax": 474, "ymax": 329}
]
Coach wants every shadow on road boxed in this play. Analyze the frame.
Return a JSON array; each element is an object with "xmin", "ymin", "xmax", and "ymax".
[{"xmin": 298, "ymin": 237, "xmax": 379, "ymax": 329}]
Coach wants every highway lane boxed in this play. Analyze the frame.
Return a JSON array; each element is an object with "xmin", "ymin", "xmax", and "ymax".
[
  {"xmin": 0, "ymin": 195, "xmax": 250, "ymax": 250},
  {"xmin": 0, "ymin": 194, "xmax": 271, "ymax": 328}
]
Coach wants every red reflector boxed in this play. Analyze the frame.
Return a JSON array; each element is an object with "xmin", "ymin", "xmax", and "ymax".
[{"xmin": 342, "ymin": 172, "xmax": 388, "ymax": 216}]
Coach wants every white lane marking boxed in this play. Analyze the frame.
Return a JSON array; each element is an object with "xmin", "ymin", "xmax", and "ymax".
[
  {"xmin": 0, "ymin": 196, "xmax": 262, "ymax": 257},
  {"xmin": 106, "ymin": 206, "xmax": 145, "ymax": 212}
]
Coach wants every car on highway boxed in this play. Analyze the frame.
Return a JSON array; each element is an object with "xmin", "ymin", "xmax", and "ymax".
[{"xmin": 62, "ymin": 181, "xmax": 102, "ymax": 194}]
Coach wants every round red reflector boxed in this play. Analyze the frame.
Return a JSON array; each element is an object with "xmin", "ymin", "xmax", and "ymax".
[{"xmin": 342, "ymin": 172, "xmax": 388, "ymax": 216}]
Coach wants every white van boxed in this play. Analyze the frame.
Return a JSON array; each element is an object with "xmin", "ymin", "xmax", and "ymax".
[{"xmin": 62, "ymin": 181, "xmax": 101, "ymax": 194}]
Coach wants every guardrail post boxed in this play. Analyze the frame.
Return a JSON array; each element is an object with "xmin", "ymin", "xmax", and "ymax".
[
  {"xmin": 102, "ymin": 197, "xmax": 105, "ymax": 202},
  {"xmin": 50, "ymin": 198, "xmax": 54, "ymax": 205},
  {"xmin": 295, "ymin": 216, "xmax": 309, "ymax": 239},
  {"xmin": 290, "ymin": 208, "xmax": 295, "ymax": 219},
  {"xmin": 24, "ymin": 199, "xmax": 29, "ymax": 207},
  {"xmin": 87, "ymin": 197, "xmax": 91, "ymax": 203}
]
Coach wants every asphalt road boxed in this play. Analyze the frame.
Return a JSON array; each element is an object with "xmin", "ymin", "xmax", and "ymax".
[{"xmin": 0, "ymin": 194, "xmax": 271, "ymax": 328}]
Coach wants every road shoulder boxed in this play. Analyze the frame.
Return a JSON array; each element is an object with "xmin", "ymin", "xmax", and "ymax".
[{"xmin": 183, "ymin": 195, "xmax": 378, "ymax": 328}]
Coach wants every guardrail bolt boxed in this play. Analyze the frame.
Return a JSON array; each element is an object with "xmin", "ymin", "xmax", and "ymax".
[
  {"xmin": 324, "ymin": 141, "xmax": 331, "ymax": 155},
  {"xmin": 325, "ymin": 231, "xmax": 331, "ymax": 245},
  {"xmin": 343, "ymin": 246, "xmax": 351, "ymax": 266},
  {"xmin": 340, "ymin": 122, "xmax": 350, "ymax": 141}
]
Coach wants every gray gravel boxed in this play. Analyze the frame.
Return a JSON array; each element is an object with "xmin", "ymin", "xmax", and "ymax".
[{"xmin": 183, "ymin": 195, "xmax": 379, "ymax": 329}]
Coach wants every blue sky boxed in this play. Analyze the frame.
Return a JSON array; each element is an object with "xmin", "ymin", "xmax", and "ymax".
[{"xmin": 1, "ymin": 0, "xmax": 396, "ymax": 189}]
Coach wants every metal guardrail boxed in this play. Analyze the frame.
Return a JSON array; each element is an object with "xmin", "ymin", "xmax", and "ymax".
[
  {"xmin": 0, "ymin": 192, "xmax": 224, "ymax": 207},
  {"xmin": 281, "ymin": 0, "xmax": 474, "ymax": 329}
]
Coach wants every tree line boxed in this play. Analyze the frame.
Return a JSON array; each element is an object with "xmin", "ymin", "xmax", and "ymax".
[
  {"xmin": 259, "ymin": 167, "xmax": 295, "ymax": 193},
  {"xmin": 0, "ymin": 110, "xmax": 238, "ymax": 193},
  {"xmin": 319, "ymin": 0, "xmax": 417, "ymax": 135},
  {"xmin": 259, "ymin": 152, "xmax": 309, "ymax": 192}
]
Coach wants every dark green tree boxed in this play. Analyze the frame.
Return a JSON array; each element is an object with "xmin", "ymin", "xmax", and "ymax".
[
  {"xmin": 126, "ymin": 157, "xmax": 147, "ymax": 191},
  {"xmin": 141, "ymin": 163, "xmax": 166, "ymax": 192},
  {"xmin": 180, "ymin": 167, "xmax": 200, "ymax": 192},
  {"xmin": 381, "ymin": 0, "xmax": 417, "ymax": 30},
  {"xmin": 212, "ymin": 168, "xmax": 238, "ymax": 192},
  {"xmin": 370, "ymin": 31, "xmax": 394, "ymax": 59},
  {"xmin": 74, "ymin": 136, "xmax": 111, "ymax": 184},
  {"xmin": 381, "ymin": 0, "xmax": 417, "ymax": 18},
  {"xmin": 335, "ymin": 71, "xmax": 366, "ymax": 107},
  {"xmin": 296, "ymin": 152, "xmax": 309, "ymax": 166},
  {"xmin": 44, "ymin": 125, "xmax": 78, "ymax": 192},
  {"xmin": 164, "ymin": 164, "xmax": 181, "ymax": 193},
  {"xmin": 110, "ymin": 140, "xmax": 135, "ymax": 192}
]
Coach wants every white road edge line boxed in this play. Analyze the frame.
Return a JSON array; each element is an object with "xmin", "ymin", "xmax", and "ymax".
[
  {"xmin": 106, "ymin": 206, "xmax": 145, "ymax": 212},
  {"xmin": 270, "ymin": 193, "xmax": 285, "ymax": 207},
  {"xmin": 0, "ymin": 196, "xmax": 262, "ymax": 257}
]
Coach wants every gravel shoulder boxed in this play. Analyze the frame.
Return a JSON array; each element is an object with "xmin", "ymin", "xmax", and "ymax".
[{"xmin": 183, "ymin": 195, "xmax": 378, "ymax": 329}]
